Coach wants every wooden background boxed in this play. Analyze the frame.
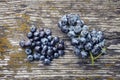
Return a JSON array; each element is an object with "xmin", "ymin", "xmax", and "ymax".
[{"xmin": 0, "ymin": 0, "xmax": 120, "ymax": 80}]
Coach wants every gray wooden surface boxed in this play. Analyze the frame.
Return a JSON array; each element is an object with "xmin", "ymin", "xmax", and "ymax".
[{"xmin": 0, "ymin": 0, "xmax": 120, "ymax": 80}]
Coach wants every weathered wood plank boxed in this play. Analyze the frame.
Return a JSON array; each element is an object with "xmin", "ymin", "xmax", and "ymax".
[{"xmin": 0, "ymin": 0, "xmax": 120, "ymax": 80}]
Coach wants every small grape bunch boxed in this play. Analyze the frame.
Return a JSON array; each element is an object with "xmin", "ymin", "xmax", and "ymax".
[
  {"xmin": 58, "ymin": 14, "xmax": 106, "ymax": 65},
  {"xmin": 19, "ymin": 25, "xmax": 65, "ymax": 65}
]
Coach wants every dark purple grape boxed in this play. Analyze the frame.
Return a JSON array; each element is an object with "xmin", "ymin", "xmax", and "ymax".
[
  {"xmin": 74, "ymin": 47, "xmax": 81, "ymax": 57},
  {"xmin": 71, "ymin": 38, "xmax": 79, "ymax": 46},
  {"xmin": 85, "ymin": 42, "xmax": 92, "ymax": 51},
  {"xmin": 80, "ymin": 30, "xmax": 88, "ymax": 37},
  {"xmin": 80, "ymin": 51, "xmax": 88, "ymax": 58},
  {"xmin": 79, "ymin": 37, "xmax": 86, "ymax": 44},
  {"xmin": 67, "ymin": 30, "xmax": 76, "ymax": 38},
  {"xmin": 73, "ymin": 25, "xmax": 81, "ymax": 34}
]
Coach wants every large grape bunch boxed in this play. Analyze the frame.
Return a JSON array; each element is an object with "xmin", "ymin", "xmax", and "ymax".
[
  {"xmin": 19, "ymin": 25, "xmax": 65, "ymax": 65},
  {"xmin": 58, "ymin": 14, "xmax": 106, "ymax": 64}
]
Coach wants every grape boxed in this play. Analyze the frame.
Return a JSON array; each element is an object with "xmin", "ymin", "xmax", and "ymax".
[{"xmin": 58, "ymin": 13, "xmax": 106, "ymax": 64}]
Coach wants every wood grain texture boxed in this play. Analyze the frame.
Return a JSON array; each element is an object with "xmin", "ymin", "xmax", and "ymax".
[{"xmin": 0, "ymin": 0, "xmax": 120, "ymax": 80}]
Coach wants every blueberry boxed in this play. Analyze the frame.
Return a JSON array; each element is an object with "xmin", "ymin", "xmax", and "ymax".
[
  {"xmin": 81, "ymin": 51, "xmax": 88, "ymax": 58},
  {"xmin": 57, "ymin": 43, "xmax": 64, "ymax": 50},
  {"xmin": 58, "ymin": 50, "xmax": 64, "ymax": 56},
  {"xmin": 59, "ymin": 40, "xmax": 64, "ymax": 45},
  {"xmin": 34, "ymin": 37, "xmax": 39, "ymax": 41},
  {"xmin": 35, "ymin": 41, "xmax": 41, "ymax": 46},
  {"xmin": 47, "ymin": 35, "xmax": 53, "ymax": 41},
  {"xmin": 34, "ymin": 31, "xmax": 39, "ymax": 37},
  {"xmin": 99, "ymin": 40, "xmax": 105, "ymax": 48},
  {"xmin": 85, "ymin": 43, "xmax": 93, "ymax": 51},
  {"xmin": 76, "ymin": 20, "xmax": 84, "ymax": 27},
  {"xmin": 92, "ymin": 37, "xmax": 98, "ymax": 44},
  {"xmin": 58, "ymin": 21, "xmax": 62, "ymax": 28},
  {"xmin": 25, "ymin": 48, "xmax": 32, "ymax": 55},
  {"xmin": 86, "ymin": 33, "xmax": 92, "ymax": 41},
  {"xmin": 76, "ymin": 44, "xmax": 84, "ymax": 49},
  {"xmin": 67, "ymin": 14, "xmax": 78, "ymax": 26},
  {"xmin": 74, "ymin": 47, "xmax": 81, "ymax": 57},
  {"xmin": 69, "ymin": 26, "xmax": 74, "ymax": 31},
  {"xmin": 92, "ymin": 44, "xmax": 101, "ymax": 56},
  {"xmin": 42, "ymin": 45, "xmax": 48, "ymax": 53},
  {"xmin": 97, "ymin": 31, "xmax": 103, "ymax": 35},
  {"xmin": 39, "ymin": 31, "xmax": 45, "ymax": 38},
  {"xmin": 19, "ymin": 40, "xmax": 25, "ymax": 48},
  {"xmin": 47, "ymin": 42, "xmax": 52, "ymax": 46},
  {"xmin": 53, "ymin": 37, "xmax": 59, "ymax": 43},
  {"xmin": 31, "ymin": 42, "xmax": 36, "ymax": 48},
  {"xmin": 91, "ymin": 29, "xmax": 97, "ymax": 37},
  {"xmin": 54, "ymin": 53, "xmax": 59, "ymax": 58},
  {"xmin": 53, "ymin": 47, "xmax": 57, "ymax": 52},
  {"xmin": 79, "ymin": 37, "xmax": 86, "ymax": 44},
  {"xmin": 50, "ymin": 40, "xmax": 56, "ymax": 46},
  {"xmin": 27, "ymin": 55, "xmax": 34, "ymax": 61},
  {"xmin": 39, "ymin": 28, "xmax": 44, "ymax": 31},
  {"xmin": 34, "ymin": 46, "xmax": 41, "ymax": 52},
  {"xmin": 82, "ymin": 25, "xmax": 89, "ymax": 30},
  {"xmin": 61, "ymin": 25, "xmax": 69, "ymax": 33},
  {"xmin": 46, "ymin": 56, "xmax": 53, "ymax": 61},
  {"xmin": 40, "ymin": 55, "xmax": 45, "ymax": 61},
  {"xmin": 73, "ymin": 25, "xmax": 81, "ymax": 34},
  {"xmin": 25, "ymin": 40, "xmax": 31, "ymax": 47},
  {"xmin": 71, "ymin": 38, "xmax": 79, "ymax": 46},
  {"xmin": 44, "ymin": 29, "xmax": 51, "ymax": 36},
  {"xmin": 80, "ymin": 30, "xmax": 88, "ymax": 37},
  {"xmin": 41, "ymin": 38, "xmax": 48, "ymax": 44},
  {"xmin": 47, "ymin": 49, "xmax": 53, "ymax": 56},
  {"xmin": 43, "ymin": 58, "xmax": 51, "ymax": 65},
  {"xmin": 30, "ymin": 25, "xmax": 37, "ymax": 33},
  {"xmin": 97, "ymin": 35, "xmax": 104, "ymax": 42},
  {"xmin": 27, "ymin": 32, "xmax": 33, "ymax": 39},
  {"xmin": 67, "ymin": 30, "xmax": 76, "ymax": 38},
  {"xmin": 33, "ymin": 52, "xmax": 40, "ymax": 60},
  {"xmin": 61, "ymin": 15, "xmax": 68, "ymax": 26},
  {"xmin": 29, "ymin": 39, "xmax": 34, "ymax": 42}
]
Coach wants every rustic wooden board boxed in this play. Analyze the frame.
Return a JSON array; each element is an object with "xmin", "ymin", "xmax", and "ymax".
[{"xmin": 0, "ymin": 0, "xmax": 120, "ymax": 80}]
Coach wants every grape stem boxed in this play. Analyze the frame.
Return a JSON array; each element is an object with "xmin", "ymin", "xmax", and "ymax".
[
  {"xmin": 94, "ymin": 53, "xmax": 102, "ymax": 60},
  {"xmin": 94, "ymin": 48, "xmax": 106, "ymax": 60},
  {"xmin": 90, "ymin": 48, "xmax": 106, "ymax": 65},
  {"xmin": 90, "ymin": 52, "xmax": 94, "ymax": 65}
]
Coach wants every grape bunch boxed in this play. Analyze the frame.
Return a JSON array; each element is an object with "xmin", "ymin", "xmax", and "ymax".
[
  {"xmin": 19, "ymin": 25, "xmax": 65, "ymax": 65},
  {"xmin": 58, "ymin": 14, "xmax": 106, "ymax": 64}
]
